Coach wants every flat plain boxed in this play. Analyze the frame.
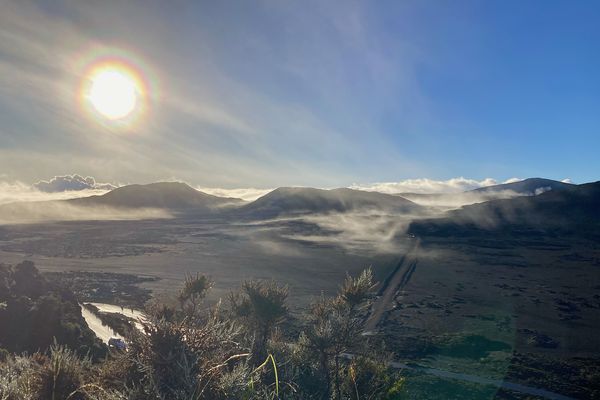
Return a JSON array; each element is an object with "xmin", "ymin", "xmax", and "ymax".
[
  {"xmin": 0, "ymin": 215, "xmax": 401, "ymax": 308},
  {"xmin": 1, "ymin": 211, "xmax": 599, "ymax": 398},
  {"xmin": 380, "ymin": 235, "xmax": 600, "ymax": 398}
]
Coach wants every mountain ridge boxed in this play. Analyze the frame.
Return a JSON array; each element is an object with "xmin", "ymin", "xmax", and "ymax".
[
  {"xmin": 397, "ymin": 178, "xmax": 573, "ymax": 208},
  {"xmin": 408, "ymin": 181, "xmax": 600, "ymax": 237},
  {"xmin": 69, "ymin": 182, "xmax": 243, "ymax": 210},
  {"xmin": 470, "ymin": 177, "xmax": 572, "ymax": 195},
  {"xmin": 239, "ymin": 186, "xmax": 422, "ymax": 218}
]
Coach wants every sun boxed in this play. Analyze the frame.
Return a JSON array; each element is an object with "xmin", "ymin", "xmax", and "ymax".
[
  {"xmin": 88, "ymin": 70, "xmax": 137, "ymax": 119},
  {"xmin": 87, "ymin": 68, "xmax": 139, "ymax": 120},
  {"xmin": 76, "ymin": 47, "xmax": 157, "ymax": 129}
]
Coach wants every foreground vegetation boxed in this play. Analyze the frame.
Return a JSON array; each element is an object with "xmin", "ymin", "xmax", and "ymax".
[
  {"xmin": 0, "ymin": 262, "xmax": 405, "ymax": 399},
  {"xmin": 0, "ymin": 261, "xmax": 105, "ymax": 359}
]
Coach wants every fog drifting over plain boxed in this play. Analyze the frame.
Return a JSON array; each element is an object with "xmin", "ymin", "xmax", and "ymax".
[
  {"xmin": 0, "ymin": 201, "xmax": 172, "ymax": 225},
  {"xmin": 0, "ymin": 176, "xmax": 169, "ymax": 224},
  {"xmin": 0, "ymin": 181, "xmax": 110, "ymax": 206}
]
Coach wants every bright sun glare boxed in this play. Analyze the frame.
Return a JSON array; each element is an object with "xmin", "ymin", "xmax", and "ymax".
[
  {"xmin": 87, "ymin": 69, "xmax": 138, "ymax": 120},
  {"xmin": 78, "ymin": 48, "xmax": 155, "ymax": 129}
]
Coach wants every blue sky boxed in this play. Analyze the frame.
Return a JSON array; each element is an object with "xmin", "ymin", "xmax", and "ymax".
[{"xmin": 0, "ymin": 0, "xmax": 598, "ymax": 190}]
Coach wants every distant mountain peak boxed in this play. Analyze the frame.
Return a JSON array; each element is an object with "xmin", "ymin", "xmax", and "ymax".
[
  {"xmin": 409, "ymin": 181, "xmax": 600, "ymax": 237},
  {"xmin": 471, "ymin": 178, "xmax": 572, "ymax": 195},
  {"xmin": 241, "ymin": 186, "xmax": 421, "ymax": 218},
  {"xmin": 70, "ymin": 181, "xmax": 243, "ymax": 210}
]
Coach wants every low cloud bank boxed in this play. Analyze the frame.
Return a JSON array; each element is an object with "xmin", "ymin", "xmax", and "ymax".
[
  {"xmin": 250, "ymin": 211, "xmax": 422, "ymax": 255},
  {"xmin": 0, "ymin": 201, "xmax": 172, "ymax": 225},
  {"xmin": 0, "ymin": 181, "xmax": 112, "ymax": 206},
  {"xmin": 296, "ymin": 212, "xmax": 415, "ymax": 254},
  {"xmin": 399, "ymin": 190, "xmax": 525, "ymax": 209},
  {"xmin": 197, "ymin": 187, "xmax": 273, "ymax": 202},
  {"xmin": 0, "ymin": 177, "xmax": 169, "ymax": 224},
  {"xmin": 34, "ymin": 174, "xmax": 116, "ymax": 192},
  {"xmin": 198, "ymin": 177, "xmax": 530, "ymax": 204},
  {"xmin": 350, "ymin": 177, "xmax": 523, "ymax": 194}
]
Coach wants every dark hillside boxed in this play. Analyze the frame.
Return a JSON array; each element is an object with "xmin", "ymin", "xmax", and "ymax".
[
  {"xmin": 409, "ymin": 181, "xmax": 600, "ymax": 237},
  {"xmin": 241, "ymin": 187, "xmax": 422, "ymax": 218},
  {"xmin": 70, "ymin": 182, "xmax": 242, "ymax": 210},
  {"xmin": 0, "ymin": 261, "xmax": 105, "ymax": 358},
  {"xmin": 471, "ymin": 177, "xmax": 572, "ymax": 195}
]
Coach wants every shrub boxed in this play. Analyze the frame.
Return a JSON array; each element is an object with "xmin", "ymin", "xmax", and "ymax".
[
  {"xmin": 34, "ymin": 342, "xmax": 91, "ymax": 400},
  {"xmin": 0, "ymin": 264, "xmax": 405, "ymax": 400},
  {"xmin": 230, "ymin": 280, "xmax": 288, "ymax": 365}
]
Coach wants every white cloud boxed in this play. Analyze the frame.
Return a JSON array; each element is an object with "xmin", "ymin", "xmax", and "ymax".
[
  {"xmin": 197, "ymin": 187, "xmax": 273, "ymax": 202},
  {"xmin": 0, "ymin": 179, "xmax": 113, "ymax": 206},
  {"xmin": 349, "ymin": 177, "xmax": 519, "ymax": 194},
  {"xmin": 0, "ymin": 177, "xmax": 170, "ymax": 223},
  {"xmin": 200, "ymin": 177, "xmax": 530, "ymax": 201},
  {"xmin": 534, "ymin": 186, "xmax": 552, "ymax": 195},
  {"xmin": 293, "ymin": 212, "xmax": 415, "ymax": 254},
  {"xmin": 503, "ymin": 177, "xmax": 523, "ymax": 184},
  {"xmin": 561, "ymin": 178, "xmax": 573, "ymax": 184},
  {"xmin": 34, "ymin": 174, "xmax": 116, "ymax": 193}
]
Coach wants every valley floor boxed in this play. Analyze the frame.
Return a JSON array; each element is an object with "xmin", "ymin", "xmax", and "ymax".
[
  {"xmin": 1, "ymin": 216, "xmax": 598, "ymax": 398},
  {"xmin": 0, "ymin": 216, "xmax": 400, "ymax": 309},
  {"xmin": 376, "ymin": 235, "xmax": 600, "ymax": 399}
]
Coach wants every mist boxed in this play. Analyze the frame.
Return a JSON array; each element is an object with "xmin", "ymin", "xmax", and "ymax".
[
  {"xmin": 0, "ymin": 181, "xmax": 112, "ymax": 206},
  {"xmin": 295, "ymin": 212, "xmax": 415, "ymax": 254},
  {"xmin": 399, "ymin": 190, "xmax": 528, "ymax": 210},
  {"xmin": 245, "ymin": 210, "xmax": 428, "ymax": 255},
  {"xmin": 197, "ymin": 187, "xmax": 272, "ymax": 202},
  {"xmin": 0, "ymin": 201, "xmax": 172, "ymax": 225}
]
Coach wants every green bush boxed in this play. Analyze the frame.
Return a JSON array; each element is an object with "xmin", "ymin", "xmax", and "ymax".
[{"xmin": 0, "ymin": 263, "xmax": 405, "ymax": 400}]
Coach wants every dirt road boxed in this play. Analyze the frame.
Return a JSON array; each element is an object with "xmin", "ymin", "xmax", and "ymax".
[{"xmin": 364, "ymin": 238, "xmax": 420, "ymax": 333}]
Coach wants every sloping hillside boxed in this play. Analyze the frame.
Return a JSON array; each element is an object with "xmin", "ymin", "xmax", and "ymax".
[
  {"xmin": 0, "ymin": 261, "xmax": 106, "ymax": 358},
  {"xmin": 70, "ymin": 182, "xmax": 242, "ymax": 210},
  {"xmin": 398, "ymin": 178, "xmax": 572, "ymax": 208},
  {"xmin": 240, "ymin": 187, "xmax": 422, "ymax": 218},
  {"xmin": 409, "ymin": 181, "xmax": 600, "ymax": 237},
  {"xmin": 471, "ymin": 178, "xmax": 572, "ymax": 195}
]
